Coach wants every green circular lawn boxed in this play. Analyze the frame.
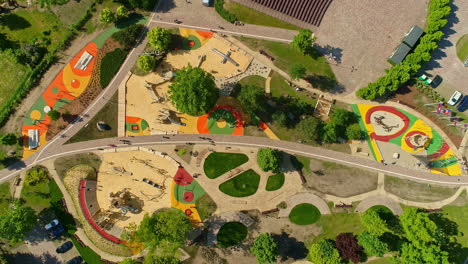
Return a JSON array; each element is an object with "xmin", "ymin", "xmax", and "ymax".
[
  {"xmin": 204, "ymin": 152, "xmax": 249, "ymax": 179},
  {"xmin": 456, "ymin": 34, "xmax": 468, "ymax": 62},
  {"xmin": 217, "ymin": 222, "xmax": 247, "ymax": 248},
  {"xmin": 367, "ymin": 205, "xmax": 392, "ymax": 214},
  {"xmin": 219, "ymin": 169, "xmax": 260, "ymax": 197},
  {"xmin": 265, "ymin": 172, "xmax": 285, "ymax": 191},
  {"xmin": 288, "ymin": 203, "xmax": 321, "ymax": 225}
]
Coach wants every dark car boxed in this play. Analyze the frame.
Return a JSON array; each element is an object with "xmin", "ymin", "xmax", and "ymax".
[
  {"xmin": 456, "ymin": 96, "xmax": 468, "ymax": 112},
  {"xmin": 259, "ymin": 50, "xmax": 275, "ymax": 61},
  {"xmin": 48, "ymin": 224, "xmax": 65, "ymax": 240},
  {"xmin": 66, "ymin": 256, "xmax": 83, "ymax": 264},
  {"xmin": 430, "ymin": 75, "xmax": 443, "ymax": 88},
  {"xmin": 56, "ymin": 241, "xmax": 73, "ymax": 254}
]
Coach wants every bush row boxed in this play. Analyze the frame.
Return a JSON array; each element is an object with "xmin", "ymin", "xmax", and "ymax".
[
  {"xmin": 0, "ymin": 0, "xmax": 102, "ymax": 128},
  {"xmin": 415, "ymin": 80, "xmax": 446, "ymax": 102},
  {"xmin": 356, "ymin": 0, "xmax": 451, "ymax": 100},
  {"xmin": 214, "ymin": 0, "xmax": 237, "ymax": 23},
  {"xmin": 100, "ymin": 48, "xmax": 129, "ymax": 88}
]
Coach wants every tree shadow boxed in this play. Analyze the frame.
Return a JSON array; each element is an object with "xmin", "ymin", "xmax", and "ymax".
[
  {"xmin": 115, "ymin": 12, "xmax": 144, "ymax": 29},
  {"xmin": 313, "ymin": 44, "xmax": 343, "ymax": 63},
  {"xmin": 304, "ymin": 74, "xmax": 336, "ymax": 91},
  {"xmin": 271, "ymin": 232, "xmax": 308, "ymax": 261},
  {"xmin": 0, "ymin": 13, "xmax": 31, "ymax": 30},
  {"xmin": 158, "ymin": 0, "xmax": 176, "ymax": 13},
  {"xmin": 7, "ymin": 252, "xmax": 62, "ymax": 264}
]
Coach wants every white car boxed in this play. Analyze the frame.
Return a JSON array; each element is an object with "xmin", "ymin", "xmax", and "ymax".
[
  {"xmin": 448, "ymin": 91, "xmax": 463, "ymax": 106},
  {"xmin": 44, "ymin": 219, "xmax": 59, "ymax": 231}
]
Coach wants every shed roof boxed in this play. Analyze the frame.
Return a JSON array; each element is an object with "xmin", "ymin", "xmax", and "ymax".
[
  {"xmin": 402, "ymin": 25, "xmax": 424, "ymax": 48},
  {"xmin": 388, "ymin": 43, "xmax": 412, "ymax": 65}
]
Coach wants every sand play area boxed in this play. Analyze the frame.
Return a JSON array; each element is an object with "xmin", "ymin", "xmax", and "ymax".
[{"xmin": 95, "ymin": 150, "xmax": 178, "ymax": 230}]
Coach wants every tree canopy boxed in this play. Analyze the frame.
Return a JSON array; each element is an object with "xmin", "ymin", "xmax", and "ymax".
[
  {"xmin": 0, "ymin": 133, "xmax": 17, "ymax": 145},
  {"xmin": 134, "ymin": 209, "xmax": 192, "ymax": 249},
  {"xmin": 335, "ymin": 233, "xmax": 362, "ymax": 263},
  {"xmin": 0, "ymin": 203, "xmax": 37, "ymax": 242},
  {"xmin": 25, "ymin": 168, "xmax": 48, "ymax": 186},
  {"xmin": 361, "ymin": 210, "xmax": 389, "ymax": 236},
  {"xmin": 308, "ymin": 240, "xmax": 341, "ymax": 264},
  {"xmin": 257, "ymin": 148, "xmax": 282, "ymax": 172},
  {"xmin": 250, "ymin": 233, "xmax": 279, "ymax": 264},
  {"xmin": 356, "ymin": 231, "xmax": 389, "ymax": 257},
  {"xmin": 168, "ymin": 65, "xmax": 218, "ymax": 116},
  {"xmin": 116, "ymin": 5, "xmax": 129, "ymax": 21},
  {"xmin": 289, "ymin": 63, "xmax": 307, "ymax": 80},
  {"xmin": 137, "ymin": 55, "xmax": 155, "ymax": 72},
  {"xmin": 399, "ymin": 208, "xmax": 438, "ymax": 247},
  {"xmin": 237, "ymin": 84, "xmax": 267, "ymax": 114},
  {"xmin": 291, "ymin": 29, "xmax": 316, "ymax": 55},
  {"xmin": 100, "ymin": 8, "xmax": 115, "ymax": 24},
  {"xmin": 47, "ymin": 109, "xmax": 61, "ymax": 121},
  {"xmin": 346, "ymin": 123, "xmax": 364, "ymax": 140},
  {"xmin": 396, "ymin": 243, "xmax": 450, "ymax": 264},
  {"xmin": 297, "ymin": 117, "xmax": 323, "ymax": 142},
  {"xmin": 143, "ymin": 255, "xmax": 181, "ymax": 264},
  {"xmin": 112, "ymin": 24, "xmax": 145, "ymax": 50},
  {"xmin": 119, "ymin": 259, "xmax": 139, "ymax": 264},
  {"xmin": 147, "ymin": 27, "xmax": 172, "ymax": 52}
]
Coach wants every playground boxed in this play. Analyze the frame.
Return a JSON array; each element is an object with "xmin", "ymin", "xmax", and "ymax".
[{"xmin": 353, "ymin": 104, "xmax": 461, "ymax": 175}]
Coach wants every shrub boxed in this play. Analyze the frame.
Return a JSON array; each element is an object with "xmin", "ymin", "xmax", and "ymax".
[
  {"xmin": 0, "ymin": 133, "xmax": 18, "ymax": 146},
  {"xmin": 112, "ymin": 24, "xmax": 145, "ymax": 50},
  {"xmin": 177, "ymin": 149, "xmax": 186, "ymax": 155},
  {"xmin": 116, "ymin": 5, "xmax": 129, "ymax": 21},
  {"xmin": 99, "ymin": 8, "xmax": 115, "ymax": 24},
  {"xmin": 48, "ymin": 109, "xmax": 61, "ymax": 121},
  {"xmin": 137, "ymin": 55, "xmax": 155, "ymax": 72},
  {"xmin": 214, "ymin": 0, "xmax": 237, "ymax": 23},
  {"xmin": 308, "ymin": 240, "xmax": 341, "ymax": 264},
  {"xmin": 100, "ymin": 48, "xmax": 128, "ymax": 88},
  {"xmin": 251, "ymin": 233, "xmax": 279, "ymax": 263},
  {"xmin": 357, "ymin": 232, "xmax": 389, "ymax": 257},
  {"xmin": 147, "ymin": 27, "xmax": 171, "ymax": 52},
  {"xmin": 257, "ymin": 148, "xmax": 282, "ymax": 172},
  {"xmin": 335, "ymin": 233, "xmax": 363, "ymax": 263},
  {"xmin": 346, "ymin": 123, "xmax": 364, "ymax": 140},
  {"xmin": 25, "ymin": 168, "xmax": 49, "ymax": 186}
]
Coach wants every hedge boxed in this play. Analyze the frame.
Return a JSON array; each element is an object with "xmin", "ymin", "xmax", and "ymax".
[
  {"xmin": 214, "ymin": 0, "xmax": 237, "ymax": 23},
  {"xmin": 100, "ymin": 48, "xmax": 129, "ymax": 88},
  {"xmin": 0, "ymin": 0, "xmax": 101, "ymax": 128},
  {"xmin": 357, "ymin": 0, "xmax": 451, "ymax": 100}
]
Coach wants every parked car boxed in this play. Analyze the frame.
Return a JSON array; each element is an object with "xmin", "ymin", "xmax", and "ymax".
[
  {"xmin": 430, "ymin": 75, "xmax": 443, "ymax": 88},
  {"xmin": 44, "ymin": 219, "xmax": 59, "ymax": 231},
  {"xmin": 448, "ymin": 91, "xmax": 463, "ymax": 106},
  {"xmin": 48, "ymin": 224, "xmax": 65, "ymax": 240},
  {"xmin": 56, "ymin": 241, "xmax": 73, "ymax": 254},
  {"xmin": 66, "ymin": 256, "xmax": 83, "ymax": 264},
  {"xmin": 456, "ymin": 96, "xmax": 468, "ymax": 112}
]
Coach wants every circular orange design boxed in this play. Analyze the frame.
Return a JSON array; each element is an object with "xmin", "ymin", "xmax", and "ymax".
[
  {"xmin": 30, "ymin": 110, "xmax": 41, "ymax": 120},
  {"xmin": 71, "ymin": 79, "xmax": 80, "ymax": 89}
]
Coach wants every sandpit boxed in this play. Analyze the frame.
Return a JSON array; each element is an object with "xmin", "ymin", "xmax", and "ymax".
[{"xmin": 370, "ymin": 111, "xmax": 405, "ymax": 136}]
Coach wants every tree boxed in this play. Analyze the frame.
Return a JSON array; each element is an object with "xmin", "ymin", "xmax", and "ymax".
[
  {"xmin": 322, "ymin": 122, "xmax": 338, "ymax": 143},
  {"xmin": 168, "ymin": 65, "xmax": 218, "ymax": 116},
  {"xmin": 112, "ymin": 24, "xmax": 145, "ymax": 50},
  {"xmin": 0, "ymin": 203, "xmax": 36, "ymax": 242},
  {"xmin": 361, "ymin": 210, "xmax": 388, "ymax": 236},
  {"xmin": 0, "ymin": 255, "xmax": 7, "ymax": 264},
  {"xmin": 289, "ymin": 63, "xmax": 306, "ymax": 80},
  {"xmin": 396, "ymin": 243, "xmax": 450, "ymax": 264},
  {"xmin": 399, "ymin": 208, "xmax": 438, "ymax": 248},
  {"xmin": 144, "ymin": 255, "xmax": 181, "ymax": 264},
  {"xmin": 357, "ymin": 232, "xmax": 389, "ymax": 257},
  {"xmin": 308, "ymin": 240, "xmax": 341, "ymax": 264},
  {"xmin": 330, "ymin": 108, "xmax": 356, "ymax": 127},
  {"xmin": 272, "ymin": 111, "xmax": 288, "ymax": 127},
  {"xmin": 25, "ymin": 168, "xmax": 48, "ymax": 186},
  {"xmin": 116, "ymin": 5, "xmax": 129, "ymax": 21},
  {"xmin": 134, "ymin": 209, "xmax": 192, "ymax": 249},
  {"xmin": 147, "ymin": 27, "xmax": 172, "ymax": 52},
  {"xmin": 137, "ymin": 55, "xmax": 155, "ymax": 72},
  {"xmin": 47, "ymin": 109, "xmax": 61, "ymax": 121},
  {"xmin": 237, "ymin": 84, "xmax": 267, "ymax": 114},
  {"xmin": 346, "ymin": 123, "xmax": 364, "ymax": 140},
  {"xmin": 100, "ymin": 8, "xmax": 115, "ymax": 24},
  {"xmin": 291, "ymin": 29, "xmax": 316, "ymax": 54},
  {"xmin": 297, "ymin": 117, "xmax": 322, "ymax": 142},
  {"xmin": 251, "ymin": 233, "xmax": 279, "ymax": 264},
  {"xmin": 0, "ymin": 133, "xmax": 17, "ymax": 145},
  {"xmin": 335, "ymin": 233, "xmax": 362, "ymax": 263},
  {"xmin": 119, "ymin": 259, "xmax": 139, "ymax": 264},
  {"xmin": 257, "ymin": 148, "xmax": 282, "ymax": 172}
]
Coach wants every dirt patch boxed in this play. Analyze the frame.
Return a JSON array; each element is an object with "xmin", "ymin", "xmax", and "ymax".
[
  {"xmin": 389, "ymin": 85, "xmax": 463, "ymax": 146},
  {"xmin": 53, "ymin": 152, "xmax": 102, "ymax": 178},
  {"xmin": 304, "ymin": 158, "xmax": 378, "ymax": 197},
  {"xmin": 384, "ymin": 175, "xmax": 459, "ymax": 202},
  {"xmin": 46, "ymin": 37, "xmax": 122, "ymax": 141}
]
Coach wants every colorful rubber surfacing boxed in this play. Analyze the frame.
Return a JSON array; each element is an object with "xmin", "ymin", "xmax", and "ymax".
[
  {"xmin": 125, "ymin": 116, "xmax": 150, "ymax": 136},
  {"xmin": 21, "ymin": 42, "xmax": 98, "ymax": 159},
  {"xmin": 352, "ymin": 104, "xmax": 461, "ymax": 176},
  {"xmin": 178, "ymin": 28, "xmax": 213, "ymax": 50},
  {"xmin": 171, "ymin": 167, "xmax": 205, "ymax": 225},
  {"xmin": 197, "ymin": 105, "xmax": 244, "ymax": 135}
]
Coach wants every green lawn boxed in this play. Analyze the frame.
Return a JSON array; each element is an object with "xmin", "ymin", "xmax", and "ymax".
[
  {"xmin": 367, "ymin": 258, "xmax": 394, "ymax": 264},
  {"xmin": 67, "ymin": 91, "xmax": 118, "ymax": 143},
  {"xmin": 100, "ymin": 48, "xmax": 129, "ymax": 87},
  {"xmin": 217, "ymin": 222, "xmax": 248, "ymax": 248},
  {"xmin": 0, "ymin": 183, "xmax": 11, "ymax": 214},
  {"xmin": 195, "ymin": 194, "xmax": 217, "ymax": 221},
  {"xmin": 238, "ymin": 75, "xmax": 266, "ymax": 90},
  {"xmin": 224, "ymin": 2, "xmax": 301, "ymax": 31},
  {"xmin": 237, "ymin": 36, "xmax": 336, "ymax": 91},
  {"xmin": 456, "ymin": 34, "xmax": 468, "ymax": 62},
  {"xmin": 295, "ymin": 155, "xmax": 311, "ymax": 174},
  {"xmin": 288, "ymin": 203, "xmax": 321, "ymax": 225},
  {"xmin": 21, "ymin": 180, "xmax": 51, "ymax": 213},
  {"xmin": 219, "ymin": 169, "xmax": 260, "ymax": 197},
  {"xmin": 313, "ymin": 212, "xmax": 363, "ymax": 243},
  {"xmin": 0, "ymin": 50, "xmax": 31, "ymax": 106},
  {"xmin": 204, "ymin": 152, "xmax": 249, "ymax": 179},
  {"xmin": 270, "ymin": 72, "xmax": 317, "ymax": 105},
  {"xmin": 265, "ymin": 172, "xmax": 285, "ymax": 191},
  {"xmin": 443, "ymin": 203, "xmax": 468, "ymax": 249}
]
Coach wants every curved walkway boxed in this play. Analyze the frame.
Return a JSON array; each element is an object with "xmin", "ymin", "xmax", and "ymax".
[
  {"xmin": 355, "ymin": 195, "xmax": 403, "ymax": 215},
  {"xmin": 278, "ymin": 192, "xmax": 331, "ymax": 217}
]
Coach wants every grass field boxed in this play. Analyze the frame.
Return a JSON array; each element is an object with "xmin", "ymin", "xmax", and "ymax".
[
  {"xmin": 21, "ymin": 179, "xmax": 50, "ymax": 213},
  {"xmin": 0, "ymin": 183, "xmax": 11, "ymax": 214},
  {"xmin": 237, "ymin": 36, "xmax": 336, "ymax": 91},
  {"xmin": 265, "ymin": 172, "xmax": 285, "ymax": 191},
  {"xmin": 203, "ymin": 152, "xmax": 249, "ymax": 179},
  {"xmin": 0, "ymin": 50, "xmax": 31, "ymax": 106},
  {"xmin": 443, "ymin": 203, "xmax": 468, "ymax": 251},
  {"xmin": 217, "ymin": 222, "xmax": 248, "ymax": 248},
  {"xmin": 270, "ymin": 72, "xmax": 317, "ymax": 105},
  {"xmin": 219, "ymin": 169, "xmax": 260, "ymax": 197},
  {"xmin": 384, "ymin": 176, "xmax": 458, "ymax": 202},
  {"xmin": 224, "ymin": 2, "xmax": 301, "ymax": 31},
  {"xmin": 312, "ymin": 212, "xmax": 363, "ymax": 244},
  {"xmin": 54, "ymin": 153, "xmax": 101, "ymax": 178},
  {"xmin": 67, "ymin": 91, "xmax": 118, "ymax": 143},
  {"xmin": 295, "ymin": 155, "xmax": 312, "ymax": 174},
  {"xmin": 456, "ymin": 34, "xmax": 468, "ymax": 62},
  {"xmin": 195, "ymin": 194, "xmax": 217, "ymax": 221},
  {"xmin": 288, "ymin": 203, "xmax": 321, "ymax": 225}
]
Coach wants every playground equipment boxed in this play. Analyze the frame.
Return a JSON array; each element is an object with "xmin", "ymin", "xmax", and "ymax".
[
  {"xmin": 156, "ymin": 109, "xmax": 187, "ymax": 126},
  {"xmin": 109, "ymin": 188, "xmax": 136, "ymax": 215},
  {"xmin": 374, "ymin": 116, "xmax": 399, "ymax": 133},
  {"xmin": 142, "ymin": 178, "xmax": 165, "ymax": 189},
  {"xmin": 407, "ymin": 133, "xmax": 430, "ymax": 149},
  {"xmin": 212, "ymin": 48, "xmax": 239, "ymax": 66},
  {"xmin": 112, "ymin": 167, "xmax": 132, "ymax": 176},
  {"xmin": 197, "ymin": 55, "xmax": 206, "ymax": 68}
]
